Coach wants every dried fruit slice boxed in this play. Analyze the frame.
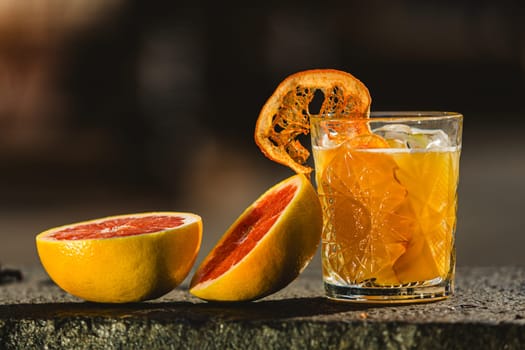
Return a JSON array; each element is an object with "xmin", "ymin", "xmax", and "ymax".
[
  {"xmin": 36, "ymin": 212, "xmax": 202, "ymax": 303},
  {"xmin": 189, "ymin": 174, "xmax": 322, "ymax": 302},
  {"xmin": 255, "ymin": 69, "xmax": 371, "ymax": 174}
]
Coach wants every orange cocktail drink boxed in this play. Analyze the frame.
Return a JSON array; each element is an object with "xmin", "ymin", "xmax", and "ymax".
[{"xmin": 311, "ymin": 112, "xmax": 462, "ymax": 303}]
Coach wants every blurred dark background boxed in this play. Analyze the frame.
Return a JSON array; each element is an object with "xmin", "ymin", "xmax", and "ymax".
[{"xmin": 0, "ymin": 1, "xmax": 523, "ymax": 268}]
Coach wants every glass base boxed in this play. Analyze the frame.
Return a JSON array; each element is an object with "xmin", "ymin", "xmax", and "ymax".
[{"xmin": 324, "ymin": 280, "xmax": 454, "ymax": 304}]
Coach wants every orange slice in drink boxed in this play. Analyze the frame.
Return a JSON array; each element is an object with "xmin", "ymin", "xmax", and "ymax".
[
  {"xmin": 319, "ymin": 143, "xmax": 411, "ymax": 285},
  {"xmin": 392, "ymin": 151, "xmax": 459, "ymax": 282},
  {"xmin": 255, "ymin": 69, "xmax": 372, "ymax": 174}
]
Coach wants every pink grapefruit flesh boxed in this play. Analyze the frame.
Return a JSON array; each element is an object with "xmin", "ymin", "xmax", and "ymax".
[
  {"xmin": 197, "ymin": 184, "xmax": 296, "ymax": 283},
  {"xmin": 49, "ymin": 215, "xmax": 186, "ymax": 240}
]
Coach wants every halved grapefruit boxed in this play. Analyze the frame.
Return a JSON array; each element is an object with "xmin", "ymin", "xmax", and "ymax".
[
  {"xmin": 189, "ymin": 174, "xmax": 322, "ymax": 302},
  {"xmin": 36, "ymin": 212, "xmax": 202, "ymax": 303}
]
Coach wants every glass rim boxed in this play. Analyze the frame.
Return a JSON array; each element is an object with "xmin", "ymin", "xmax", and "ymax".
[{"xmin": 310, "ymin": 111, "xmax": 463, "ymax": 123}]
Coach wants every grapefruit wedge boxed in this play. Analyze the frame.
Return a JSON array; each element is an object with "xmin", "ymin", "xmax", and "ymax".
[
  {"xmin": 36, "ymin": 212, "xmax": 202, "ymax": 303},
  {"xmin": 189, "ymin": 174, "xmax": 322, "ymax": 302}
]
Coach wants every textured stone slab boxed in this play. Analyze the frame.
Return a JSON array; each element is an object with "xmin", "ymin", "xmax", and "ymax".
[{"xmin": 0, "ymin": 265, "xmax": 524, "ymax": 349}]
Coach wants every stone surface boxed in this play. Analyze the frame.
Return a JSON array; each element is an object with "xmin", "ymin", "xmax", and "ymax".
[{"xmin": 0, "ymin": 265, "xmax": 524, "ymax": 349}]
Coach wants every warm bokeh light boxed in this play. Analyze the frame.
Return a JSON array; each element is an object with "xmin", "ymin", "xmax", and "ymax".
[{"xmin": 0, "ymin": 2, "xmax": 523, "ymax": 268}]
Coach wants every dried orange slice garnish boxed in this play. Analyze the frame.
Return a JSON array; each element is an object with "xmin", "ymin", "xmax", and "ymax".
[{"xmin": 254, "ymin": 69, "xmax": 372, "ymax": 174}]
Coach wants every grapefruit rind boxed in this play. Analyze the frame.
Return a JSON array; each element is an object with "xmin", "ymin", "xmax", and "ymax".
[
  {"xmin": 36, "ymin": 212, "xmax": 202, "ymax": 303},
  {"xmin": 189, "ymin": 174, "xmax": 322, "ymax": 302}
]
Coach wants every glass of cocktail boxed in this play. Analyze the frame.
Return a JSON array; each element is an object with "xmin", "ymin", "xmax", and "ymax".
[{"xmin": 310, "ymin": 112, "xmax": 462, "ymax": 303}]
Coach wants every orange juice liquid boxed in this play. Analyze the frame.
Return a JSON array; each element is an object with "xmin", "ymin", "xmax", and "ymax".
[{"xmin": 314, "ymin": 144, "xmax": 460, "ymax": 287}]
